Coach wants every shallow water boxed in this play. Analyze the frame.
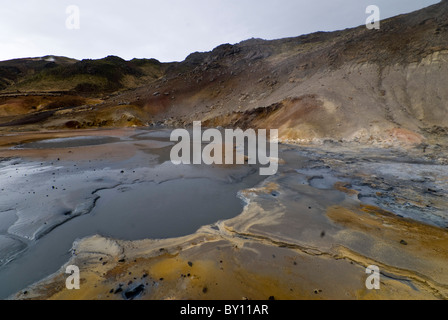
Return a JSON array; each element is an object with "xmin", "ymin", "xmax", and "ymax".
[{"xmin": 14, "ymin": 136, "xmax": 122, "ymax": 149}]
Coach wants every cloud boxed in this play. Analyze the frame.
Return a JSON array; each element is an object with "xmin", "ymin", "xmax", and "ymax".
[{"xmin": 0, "ymin": 0, "xmax": 440, "ymax": 62}]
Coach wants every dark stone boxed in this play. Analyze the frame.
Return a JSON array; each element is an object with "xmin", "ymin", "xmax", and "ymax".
[
  {"xmin": 400, "ymin": 240, "xmax": 408, "ymax": 245},
  {"xmin": 269, "ymin": 296, "xmax": 275, "ymax": 300},
  {"xmin": 124, "ymin": 285, "xmax": 145, "ymax": 300},
  {"xmin": 188, "ymin": 261, "xmax": 193, "ymax": 267}
]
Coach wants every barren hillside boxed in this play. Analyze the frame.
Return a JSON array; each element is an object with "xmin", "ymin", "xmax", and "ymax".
[{"xmin": 1, "ymin": 1, "xmax": 447, "ymax": 147}]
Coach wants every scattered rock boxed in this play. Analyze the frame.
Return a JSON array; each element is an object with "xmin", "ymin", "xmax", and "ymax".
[{"xmin": 124, "ymin": 285, "xmax": 145, "ymax": 300}]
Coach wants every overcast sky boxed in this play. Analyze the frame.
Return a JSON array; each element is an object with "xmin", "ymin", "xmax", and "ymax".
[{"xmin": 0, "ymin": 0, "xmax": 440, "ymax": 62}]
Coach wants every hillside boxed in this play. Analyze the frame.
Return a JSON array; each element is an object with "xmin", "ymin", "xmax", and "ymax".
[
  {"xmin": 0, "ymin": 1, "xmax": 447, "ymax": 148},
  {"xmin": 0, "ymin": 55, "xmax": 164, "ymax": 94}
]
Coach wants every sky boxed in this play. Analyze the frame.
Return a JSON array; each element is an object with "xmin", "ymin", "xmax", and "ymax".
[{"xmin": 0, "ymin": 0, "xmax": 440, "ymax": 62}]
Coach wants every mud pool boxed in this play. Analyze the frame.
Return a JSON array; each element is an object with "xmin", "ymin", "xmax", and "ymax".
[
  {"xmin": 0, "ymin": 129, "xmax": 264, "ymax": 298},
  {"xmin": 1, "ymin": 129, "xmax": 448, "ymax": 299}
]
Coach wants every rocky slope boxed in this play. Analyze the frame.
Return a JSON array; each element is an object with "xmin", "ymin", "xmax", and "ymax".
[{"xmin": 0, "ymin": 1, "xmax": 447, "ymax": 147}]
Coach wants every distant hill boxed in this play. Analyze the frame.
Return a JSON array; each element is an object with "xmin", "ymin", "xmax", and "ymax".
[{"xmin": 0, "ymin": 55, "xmax": 164, "ymax": 94}]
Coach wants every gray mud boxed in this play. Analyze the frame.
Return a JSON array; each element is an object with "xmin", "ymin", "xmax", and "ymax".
[
  {"xmin": 0, "ymin": 129, "xmax": 264, "ymax": 298},
  {"xmin": 285, "ymin": 145, "xmax": 448, "ymax": 227}
]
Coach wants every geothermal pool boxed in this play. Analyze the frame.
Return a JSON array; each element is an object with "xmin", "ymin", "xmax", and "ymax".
[{"xmin": 0, "ymin": 129, "xmax": 264, "ymax": 298}]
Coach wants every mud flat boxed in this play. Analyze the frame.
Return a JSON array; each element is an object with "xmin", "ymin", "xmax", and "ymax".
[
  {"xmin": 1, "ymin": 130, "xmax": 448, "ymax": 300},
  {"xmin": 0, "ymin": 128, "xmax": 263, "ymax": 298}
]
